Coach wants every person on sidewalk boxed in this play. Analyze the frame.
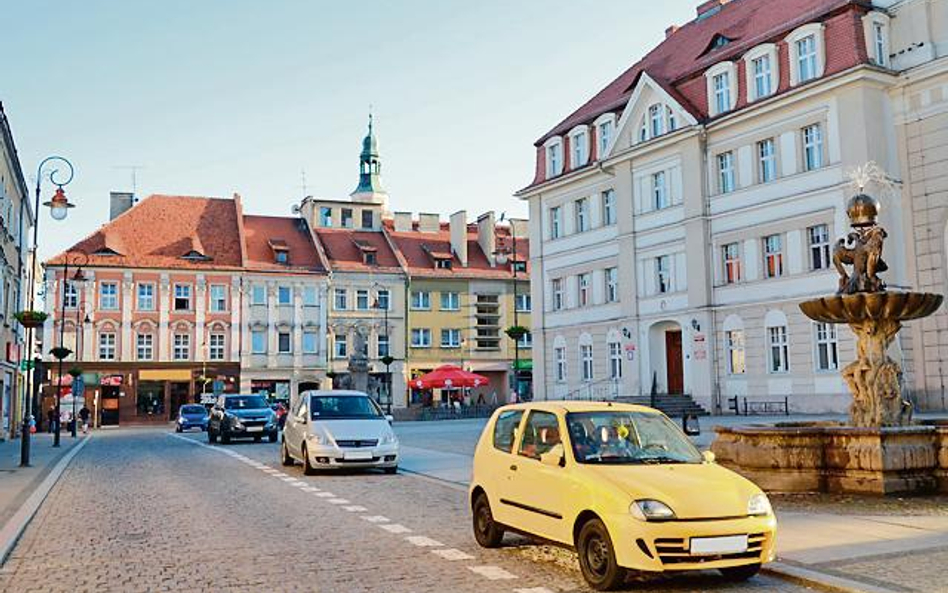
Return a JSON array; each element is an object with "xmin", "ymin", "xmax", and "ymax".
[
  {"xmin": 79, "ymin": 406, "xmax": 91, "ymax": 434},
  {"xmin": 46, "ymin": 406, "xmax": 56, "ymax": 433}
]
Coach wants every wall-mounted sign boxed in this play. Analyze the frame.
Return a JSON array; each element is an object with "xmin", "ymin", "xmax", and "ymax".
[{"xmin": 624, "ymin": 344, "xmax": 636, "ymax": 361}]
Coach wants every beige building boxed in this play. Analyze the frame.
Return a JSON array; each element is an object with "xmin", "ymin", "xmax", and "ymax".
[{"xmin": 518, "ymin": 0, "xmax": 947, "ymax": 413}]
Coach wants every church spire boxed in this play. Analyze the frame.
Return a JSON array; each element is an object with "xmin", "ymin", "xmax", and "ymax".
[{"xmin": 352, "ymin": 112, "xmax": 386, "ymax": 202}]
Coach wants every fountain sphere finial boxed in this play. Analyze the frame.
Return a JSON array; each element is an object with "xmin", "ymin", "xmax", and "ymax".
[{"xmin": 847, "ymin": 193, "xmax": 880, "ymax": 228}]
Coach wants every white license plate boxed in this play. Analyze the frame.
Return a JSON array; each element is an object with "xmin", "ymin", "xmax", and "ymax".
[
  {"xmin": 246, "ymin": 426, "xmax": 264, "ymax": 433},
  {"xmin": 690, "ymin": 535, "xmax": 748, "ymax": 556},
  {"xmin": 344, "ymin": 450, "xmax": 373, "ymax": 460}
]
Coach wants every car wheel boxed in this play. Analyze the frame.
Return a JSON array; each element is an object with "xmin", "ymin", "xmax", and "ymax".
[
  {"xmin": 302, "ymin": 444, "xmax": 317, "ymax": 476},
  {"xmin": 175, "ymin": 425, "xmax": 182, "ymax": 433},
  {"xmin": 281, "ymin": 440, "xmax": 295, "ymax": 466},
  {"xmin": 208, "ymin": 428, "xmax": 217, "ymax": 443},
  {"xmin": 384, "ymin": 465, "xmax": 398, "ymax": 475},
  {"xmin": 221, "ymin": 430, "xmax": 231, "ymax": 445},
  {"xmin": 268, "ymin": 431, "xmax": 277, "ymax": 443},
  {"xmin": 472, "ymin": 493, "xmax": 504, "ymax": 548},
  {"xmin": 719, "ymin": 563, "xmax": 761, "ymax": 582},
  {"xmin": 577, "ymin": 518, "xmax": 626, "ymax": 591}
]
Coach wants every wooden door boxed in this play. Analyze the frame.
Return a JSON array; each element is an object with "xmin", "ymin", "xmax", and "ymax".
[{"xmin": 665, "ymin": 330, "xmax": 684, "ymax": 394}]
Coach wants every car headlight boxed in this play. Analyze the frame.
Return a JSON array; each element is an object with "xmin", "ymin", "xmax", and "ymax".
[
  {"xmin": 747, "ymin": 493, "xmax": 772, "ymax": 516},
  {"xmin": 630, "ymin": 499, "xmax": 676, "ymax": 521},
  {"xmin": 178, "ymin": 417, "xmax": 185, "ymax": 424},
  {"xmin": 308, "ymin": 433, "xmax": 325, "ymax": 445},
  {"xmin": 380, "ymin": 432, "xmax": 398, "ymax": 445},
  {"xmin": 228, "ymin": 415, "xmax": 243, "ymax": 428}
]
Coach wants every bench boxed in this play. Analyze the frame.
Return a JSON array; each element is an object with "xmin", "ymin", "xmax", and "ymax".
[{"xmin": 727, "ymin": 396, "xmax": 789, "ymax": 416}]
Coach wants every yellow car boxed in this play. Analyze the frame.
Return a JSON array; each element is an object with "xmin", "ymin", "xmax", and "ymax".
[{"xmin": 469, "ymin": 402, "xmax": 776, "ymax": 590}]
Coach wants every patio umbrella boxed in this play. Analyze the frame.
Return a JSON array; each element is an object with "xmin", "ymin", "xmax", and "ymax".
[{"xmin": 412, "ymin": 365, "xmax": 489, "ymax": 390}]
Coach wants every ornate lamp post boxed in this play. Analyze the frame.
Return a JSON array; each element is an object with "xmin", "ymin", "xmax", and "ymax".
[
  {"xmin": 51, "ymin": 253, "xmax": 86, "ymax": 447},
  {"xmin": 69, "ymin": 259, "xmax": 89, "ymax": 438},
  {"xmin": 373, "ymin": 282, "xmax": 394, "ymax": 413},
  {"xmin": 496, "ymin": 213, "xmax": 526, "ymax": 402},
  {"xmin": 18, "ymin": 156, "xmax": 75, "ymax": 465}
]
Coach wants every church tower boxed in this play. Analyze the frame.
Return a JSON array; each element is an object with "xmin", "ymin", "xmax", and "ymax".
[{"xmin": 350, "ymin": 114, "xmax": 389, "ymax": 212}]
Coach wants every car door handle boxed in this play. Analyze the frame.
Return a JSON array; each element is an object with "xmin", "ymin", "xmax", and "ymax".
[{"xmin": 509, "ymin": 464, "xmax": 517, "ymax": 471}]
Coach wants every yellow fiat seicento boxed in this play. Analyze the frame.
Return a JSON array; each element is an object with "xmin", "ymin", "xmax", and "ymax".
[{"xmin": 470, "ymin": 402, "xmax": 776, "ymax": 590}]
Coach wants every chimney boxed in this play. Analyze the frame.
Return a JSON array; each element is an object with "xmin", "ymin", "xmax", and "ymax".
[
  {"xmin": 449, "ymin": 210, "xmax": 468, "ymax": 267},
  {"xmin": 477, "ymin": 211, "xmax": 496, "ymax": 267},
  {"xmin": 665, "ymin": 24, "xmax": 679, "ymax": 38},
  {"xmin": 393, "ymin": 211, "xmax": 412, "ymax": 232},
  {"xmin": 418, "ymin": 213, "xmax": 440, "ymax": 233},
  {"xmin": 696, "ymin": 0, "xmax": 729, "ymax": 19},
  {"xmin": 109, "ymin": 191, "xmax": 135, "ymax": 220}
]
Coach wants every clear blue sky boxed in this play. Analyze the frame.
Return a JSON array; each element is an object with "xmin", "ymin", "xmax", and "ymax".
[{"xmin": 2, "ymin": 0, "xmax": 696, "ymax": 260}]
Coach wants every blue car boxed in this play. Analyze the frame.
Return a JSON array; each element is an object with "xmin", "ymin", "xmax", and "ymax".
[{"xmin": 176, "ymin": 404, "xmax": 209, "ymax": 432}]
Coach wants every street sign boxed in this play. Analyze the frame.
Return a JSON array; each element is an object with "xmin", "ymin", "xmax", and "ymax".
[
  {"xmin": 73, "ymin": 375, "xmax": 85, "ymax": 399},
  {"xmin": 212, "ymin": 380, "xmax": 224, "ymax": 395}
]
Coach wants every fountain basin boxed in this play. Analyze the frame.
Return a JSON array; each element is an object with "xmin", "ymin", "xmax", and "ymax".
[
  {"xmin": 711, "ymin": 423, "xmax": 948, "ymax": 495},
  {"xmin": 799, "ymin": 291, "xmax": 943, "ymax": 324}
]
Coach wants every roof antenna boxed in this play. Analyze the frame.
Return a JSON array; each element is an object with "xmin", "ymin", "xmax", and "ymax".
[
  {"xmin": 301, "ymin": 168, "xmax": 308, "ymax": 199},
  {"xmin": 113, "ymin": 165, "xmax": 144, "ymax": 201}
]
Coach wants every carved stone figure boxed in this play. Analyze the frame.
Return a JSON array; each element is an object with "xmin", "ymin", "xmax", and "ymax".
[{"xmin": 832, "ymin": 195, "xmax": 888, "ymax": 295}]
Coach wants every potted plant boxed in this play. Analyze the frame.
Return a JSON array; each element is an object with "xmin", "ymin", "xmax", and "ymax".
[
  {"xmin": 14, "ymin": 310, "xmax": 47, "ymax": 329},
  {"xmin": 50, "ymin": 346, "xmax": 73, "ymax": 360},
  {"xmin": 68, "ymin": 367, "xmax": 83, "ymax": 378},
  {"xmin": 380, "ymin": 355, "xmax": 395, "ymax": 367},
  {"xmin": 505, "ymin": 325, "xmax": 528, "ymax": 342}
]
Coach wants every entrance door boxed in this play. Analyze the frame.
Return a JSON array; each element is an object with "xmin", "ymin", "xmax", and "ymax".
[
  {"xmin": 169, "ymin": 382, "xmax": 190, "ymax": 420},
  {"xmin": 665, "ymin": 330, "xmax": 683, "ymax": 394}
]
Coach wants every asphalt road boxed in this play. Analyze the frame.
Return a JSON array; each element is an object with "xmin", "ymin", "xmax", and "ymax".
[{"xmin": 0, "ymin": 426, "xmax": 811, "ymax": 592}]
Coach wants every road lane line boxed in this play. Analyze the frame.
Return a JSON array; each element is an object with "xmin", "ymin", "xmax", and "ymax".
[
  {"xmin": 430, "ymin": 548, "xmax": 474, "ymax": 561},
  {"xmin": 467, "ymin": 566, "xmax": 517, "ymax": 580},
  {"xmin": 301, "ymin": 487, "xmax": 321, "ymax": 493},
  {"xmin": 405, "ymin": 535, "xmax": 443, "ymax": 547},
  {"xmin": 378, "ymin": 523, "xmax": 412, "ymax": 534},
  {"xmin": 513, "ymin": 588, "xmax": 556, "ymax": 593},
  {"xmin": 360, "ymin": 515, "xmax": 390, "ymax": 523},
  {"xmin": 342, "ymin": 505, "xmax": 367, "ymax": 512},
  {"xmin": 327, "ymin": 498, "xmax": 351, "ymax": 504},
  {"xmin": 314, "ymin": 492, "xmax": 335, "ymax": 498}
]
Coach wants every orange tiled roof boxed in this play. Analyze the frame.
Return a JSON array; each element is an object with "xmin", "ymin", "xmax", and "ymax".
[
  {"xmin": 314, "ymin": 228, "xmax": 403, "ymax": 273},
  {"xmin": 243, "ymin": 214, "xmax": 326, "ymax": 273}
]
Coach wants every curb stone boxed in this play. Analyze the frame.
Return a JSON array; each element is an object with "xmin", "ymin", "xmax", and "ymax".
[
  {"xmin": 0, "ymin": 435, "xmax": 91, "ymax": 566},
  {"xmin": 764, "ymin": 561, "xmax": 902, "ymax": 593}
]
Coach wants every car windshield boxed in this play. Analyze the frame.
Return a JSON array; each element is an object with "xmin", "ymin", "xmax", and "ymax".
[
  {"xmin": 566, "ymin": 411, "xmax": 702, "ymax": 465},
  {"xmin": 224, "ymin": 396, "xmax": 269, "ymax": 410},
  {"xmin": 181, "ymin": 405, "xmax": 205, "ymax": 415},
  {"xmin": 310, "ymin": 395, "xmax": 382, "ymax": 420}
]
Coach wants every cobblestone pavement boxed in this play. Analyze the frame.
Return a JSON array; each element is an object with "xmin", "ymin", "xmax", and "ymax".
[{"xmin": 0, "ymin": 429, "xmax": 809, "ymax": 593}]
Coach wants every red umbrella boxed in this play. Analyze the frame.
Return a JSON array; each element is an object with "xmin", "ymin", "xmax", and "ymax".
[{"xmin": 413, "ymin": 365, "xmax": 489, "ymax": 390}]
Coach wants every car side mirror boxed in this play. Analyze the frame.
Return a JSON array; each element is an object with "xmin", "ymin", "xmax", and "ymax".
[
  {"xmin": 540, "ymin": 443, "xmax": 565, "ymax": 468},
  {"xmin": 682, "ymin": 414, "xmax": 700, "ymax": 437},
  {"xmin": 385, "ymin": 414, "xmax": 394, "ymax": 424},
  {"xmin": 702, "ymin": 450, "xmax": 716, "ymax": 464}
]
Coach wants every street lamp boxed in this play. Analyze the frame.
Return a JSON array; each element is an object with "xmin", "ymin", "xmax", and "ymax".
[
  {"xmin": 372, "ymin": 282, "xmax": 394, "ymax": 413},
  {"xmin": 495, "ymin": 213, "xmax": 524, "ymax": 402},
  {"xmin": 69, "ymin": 261, "xmax": 89, "ymax": 438},
  {"xmin": 51, "ymin": 253, "xmax": 85, "ymax": 447},
  {"xmin": 19, "ymin": 156, "xmax": 74, "ymax": 466}
]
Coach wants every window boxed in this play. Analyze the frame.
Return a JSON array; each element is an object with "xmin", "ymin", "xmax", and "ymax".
[
  {"xmin": 550, "ymin": 206, "xmax": 562, "ymax": 239},
  {"xmin": 873, "ymin": 22, "xmax": 886, "ymax": 66},
  {"xmin": 803, "ymin": 124, "xmax": 823, "ymax": 171},
  {"xmin": 555, "ymin": 347, "xmax": 567, "ymax": 382},
  {"xmin": 601, "ymin": 189, "xmax": 616, "ymax": 225},
  {"xmin": 653, "ymin": 171, "xmax": 669, "ymax": 210},
  {"xmin": 513, "ymin": 260, "xmax": 527, "ymax": 274},
  {"xmin": 435, "ymin": 258, "xmax": 452, "ymax": 270},
  {"xmin": 278, "ymin": 332, "xmax": 291, "ymax": 353},
  {"xmin": 667, "ymin": 106, "xmax": 676, "ymax": 132},
  {"xmin": 173, "ymin": 333, "xmax": 191, "ymax": 361},
  {"xmin": 493, "ymin": 410, "xmax": 524, "ymax": 453},
  {"xmin": 302, "ymin": 285, "xmax": 318, "ymax": 307},
  {"xmin": 251, "ymin": 284, "xmax": 266, "ymax": 306},
  {"xmin": 209, "ymin": 284, "xmax": 227, "ymax": 312},
  {"xmin": 753, "ymin": 55, "xmax": 772, "ymax": 99},
  {"xmin": 552, "ymin": 279, "xmax": 563, "ymax": 311},
  {"xmin": 713, "ymin": 72, "xmax": 731, "ymax": 114},
  {"xmin": 320, "ymin": 206, "xmax": 333, "ymax": 227},
  {"xmin": 578, "ymin": 273, "xmax": 590, "ymax": 307},
  {"xmin": 375, "ymin": 289, "xmax": 390, "ymax": 310},
  {"xmin": 768, "ymin": 325, "xmax": 789, "ymax": 373},
  {"xmin": 361, "ymin": 210, "xmax": 374, "ymax": 229},
  {"xmin": 815, "ymin": 322, "xmax": 838, "ymax": 371},
  {"xmin": 649, "ymin": 104, "xmax": 664, "ymax": 138},
  {"xmin": 808, "ymin": 224, "xmax": 831, "ymax": 270},
  {"xmin": 571, "ymin": 130, "xmax": 588, "ymax": 167},
  {"xmin": 341, "ymin": 208, "xmax": 353, "ymax": 228},
  {"xmin": 575, "ymin": 198, "xmax": 589, "ymax": 232},
  {"xmin": 275, "ymin": 251, "xmax": 288, "ymax": 264},
  {"xmin": 597, "ymin": 119, "xmax": 613, "ymax": 156},
  {"xmin": 333, "ymin": 288, "xmax": 347, "ymax": 310},
  {"xmin": 209, "ymin": 333, "xmax": 225, "ymax": 360},
  {"xmin": 723, "ymin": 243, "xmax": 741, "ymax": 284},
  {"xmin": 63, "ymin": 281, "xmax": 78, "ymax": 309},
  {"xmin": 518, "ymin": 331, "xmax": 533, "ymax": 349},
  {"xmin": 411, "ymin": 291, "xmax": 430, "ymax": 310},
  {"xmin": 136, "ymin": 333, "xmax": 153, "ymax": 361},
  {"xmin": 411, "ymin": 328, "xmax": 431, "ymax": 348},
  {"xmin": 764, "ymin": 234, "xmax": 783, "ymax": 278},
  {"xmin": 302, "ymin": 331, "xmax": 318, "ymax": 354},
  {"xmin": 356, "ymin": 289, "xmax": 370, "ymax": 310},
  {"xmin": 364, "ymin": 251, "xmax": 377, "ymax": 266},
  {"xmin": 518, "ymin": 411, "xmax": 561, "ymax": 460},
  {"xmin": 99, "ymin": 332, "xmax": 116, "ymax": 360},
  {"xmin": 137, "ymin": 283, "xmax": 154, "ymax": 311},
  {"xmin": 277, "ymin": 286, "xmax": 292, "ymax": 306},
  {"xmin": 376, "ymin": 334, "xmax": 390, "ymax": 358},
  {"xmin": 797, "ymin": 35, "xmax": 818, "ymax": 82},
  {"xmin": 441, "ymin": 329, "xmax": 461, "ymax": 348},
  {"xmin": 609, "ymin": 341, "xmax": 622, "ymax": 380},
  {"xmin": 334, "ymin": 334, "xmax": 347, "ymax": 359},
  {"xmin": 100, "ymin": 282, "xmax": 118, "ymax": 310},
  {"xmin": 515, "ymin": 293, "xmax": 531, "ymax": 312},
  {"xmin": 656, "ymin": 255, "xmax": 671, "ymax": 294},
  {"xmin": 440, "ymin": 292, "xmax": 460, "ymax": 311},
  {"xmin": 758, "ymin": 138, "xmax": 776, "ymax": 183},
  {"xmin": 726, "ymin": 330, "xmax": 745, "ymax": 374},
  {"xmin": 546, "ymin": 142, "xmax": 562, "ymax": 177},
  {"xmin": 174, "ymin": 284, "xmax": 191, "ymax": 311},
  {"xmin": 251, "ymin": 330, "xmax": 266, "ymax": 354},
  {"xmin": 580, "ymin": 344, "xmax": 594, "ymax": 382},
  {"xmin": 605, "ymin": 267, "xmax": 618, "ymax": 303},
  {"xmin": 717, "ymin": 152, "xmax": 735, "ymax": 193}
]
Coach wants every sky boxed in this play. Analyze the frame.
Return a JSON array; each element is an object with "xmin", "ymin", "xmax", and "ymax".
[{"xmin": 2, "ymin": 0, "xmax": 697, "ymax": 261}]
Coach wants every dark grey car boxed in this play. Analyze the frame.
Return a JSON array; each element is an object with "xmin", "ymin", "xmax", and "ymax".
[{"xmin": 208, "ymin": 394, "xmax": 278, "ymax": 444}]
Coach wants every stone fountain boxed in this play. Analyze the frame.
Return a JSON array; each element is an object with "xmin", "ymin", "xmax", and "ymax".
[{"xmin": 712, "ymin": 193, "xmax": 945, "ymax": 495}]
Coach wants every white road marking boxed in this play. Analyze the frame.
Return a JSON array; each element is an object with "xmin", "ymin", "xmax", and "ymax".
[
  {"xmin": 314, "ymin": 492, "xmax": 335, "ymax": 498},
  {"xmin": 378, "ymin": 523, "xmax": 412, "ymax": 534},
  {"xmin": 301, "ymin": 487, "xmax": 321, "ymax": 493},
  {"xmin": 360, "ymin": 515, "xmax": 390, "ymax": 523},
  {"xmin": 467, "ymin": 566, "xmax": 517, "ymax": 580},
  {"xmin": 430, "ymin": 548, "xmax": 474, "ymax": 561},
  {"xmin": 405, "ymin": 535, "xmax": 443, "ymax": 547},
  {"xmin": 343, "ymin": 505, "xmax": 367, "ymax": 512},
  {"xmin": 327, "ymin": 498, "xmax": 350, "ymax": 504},
  {"xmin": 514, "ymin": 588, "xmax": 556, "ymax": 593},
  {"xmin": 291, "ymin": 482, "xmax": 307, "ymax": 488},
  {"xmin": 282, "ymin": 477, "xmax": 301, "ymax": 483}
]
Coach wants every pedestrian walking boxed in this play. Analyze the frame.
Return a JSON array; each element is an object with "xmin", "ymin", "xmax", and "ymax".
[
  {"xmin": 46, "ymin": 406, "xmax": 55, "ymax": 433},
  {"xmin": 79, "ymin": 405, "xmax": 91, "ymax": 434}
]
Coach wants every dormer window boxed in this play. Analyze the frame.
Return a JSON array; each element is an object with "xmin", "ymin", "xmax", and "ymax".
[
  {"xmin": 319, "ymin": 206, "xmax": 333, "ymax": 227},
  {"xmin": 638, "ymin": 103, "xmax": 678, "ymax": 144},
  {"xmin": 744, "ymin": 44, "xmax": 778, "ymax": 103},
  {"xmin": 649, "ymin": 104, "xmax": 663, "ymax": 138},
  {"xmin": 275, "ymin": 251, "xmax": 288, "ymax": 264},
  {"xmin": 862, "ymin": 12, "xmax": 890, "ymax": 68},
  {"xmin": 268, "ymin": 238, "xmax": 289, "ymax": 265},
  {"xmin": 435, "ymin": 258, "xmax": 452, "ymax": 270},
  {"xmin": 713, "ymin": 73, "xmax": 730, "ymax": 114},
  {"xmin": 569, "ymin": 127, "xmax": 589, "ymax": 168},
  {"xmin": 797, "ymin": 36, "xmax": 817, "ymax": 82},
  {"xmin": 786, "ymin": 24, "xmax": 825, "ymax": 87},
  {"xmin": 365, "ymin": 252, "xmax": 377, "ymax": 265},
  {"xmin": 594, "ymin": 113, "xmax": 616, "ymax": 158},
  {"xmin": 710, "ymin": 34, "xmax": 731, "ymax": 50},
  {"xmin": 512, "ymin": 260, "xmax": 527, "ymax": 273},
  {"xmin": 422, "ymin": 244, "xmax": 454, "ymax": 270},
  {"xmin": 352, "ymin": 238, "xmax": 378, "ymax": 266},
  {"xmin": 544, "ymin": 137, "xmax": 563, "ymax": 178},
  {"xmin": 705, "ymin": 61, "xmax": 737, "ymax": 116}
]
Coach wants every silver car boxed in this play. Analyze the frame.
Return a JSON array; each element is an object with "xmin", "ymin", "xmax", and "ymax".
[{"xmin": 281, "ymin": 390, "xmax": 399, "ymax": 474}]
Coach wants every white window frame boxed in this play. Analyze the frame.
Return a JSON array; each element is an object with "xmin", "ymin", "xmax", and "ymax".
[
  {"xmin": 705, "ymin": 62, "xmax": 737, "ymax": 116},
  {"xmin": 515, "ymin": 293, "xmax": 531, "ymax": 313},
  {"xmin": 808, "ymin": 224, "xmax": 831, "ymax": 271},
  {"xmin": 277, "ymin": 331, "xmax": 292, "ymax": 354},
  {"xmin": 767, "ymin": 325, "xmax": 789, "ymax": 373},
  {"xmin": 601, "ymin": 189, "xmax": 616, "ymax": 226},
  {"xmin": 440, "ymin": 328, "xmax": 461, "ymax": 349},
  {"xmin": 173, "ymin": 333, "xmax": 191, "ymax": 361},
  {"xmin": 554, "ymin": 346, "xmax": 567, "ymax": 382},
  {"xmin": 333, "ymin": 288, "xmax": 348, "ymax": 311},
  {"xmin": 209, "ymin": 332, "xmax": 226, "ymax": 360},
  {"xmin": 302, "ymin": 331, "xmax": 318, "ymax": 354},
  {"xmin": 411, "ymin": 328, "xmax": 431, "ymax": 348},
  {"xmin": 722, "ymin": 242, "xmax": 741, "ymax": 284},
  {"xmin": 440, "ymin": 292, "xmax": 460, "ymax": 311},
  {"xmin": 410, "ymin": 291, "xmax": 430, "ymax": 311},
  {"xmin": 764, "ymin": 234, "xmax": 784, "ymax": 279},
  {"xmin": 173, "ymin": 283, "xmax": 192, "ymax": 311},
  {"xmin": 814, "ymin": 322, "xmax": 839, "ymax": 372},
  {"xmin": 138, "ymin": 283, "xmax": 155, "ymax": 311},
  {"xmin": 99, "ymin": 332, "xmax": 116, "ymax": 361},
  {"xmin": 656, "ymin": 255, "xmax": 672, "ymax": 294},
  {"xmin": 356, "ymin": 289, "xmax": 370, "ymax": 311},
  {"xmin": 605, "ymin": 267, "xmax": 618, "ymax": 303},
  {"xmin": 862, "ymin": 13, "xmax": 890, "ymax": 68},
  {"xmin": 717, "ymin": 151, "xmax": 736, "ymax": 194},
  {"xmin": 100, "ymin": 282, "xmax": 119, "ymax": 310},
  {"xmin": 302, "ymin": 285, "xmax": 318, "ymax": 307},
  {"xmin": 251, "ymin": 284, "xmax": 266, "ymax": 306},
  {"xmin": 580, "ymin": 343, "xmax": 594, "ymax": 382},
  {"xmin": 803, "ymin": 123, "xmax": 824, "ymax": 171},
  {"xmin": 578, "ymin": 273, "xmax": 590, "ymax": 307},
  {"xmin": 334, "ymin": 334, "xmax": 348, "ymax": 359},
  {"xmin": 376, "ymin": 334, "xmax": 390, "ymax": 358},
  {"xmin": 209, "ymin": 284, "xmax": 227, "ymax": 312},
  {"xmin": 653, "ymin": 171, "xmax": 669, "ymax": 210},
  {"xmin": 574, "ymin": 198, "xmax": 589, "ymax": 233},
  {"xmin": 726, "ymin": 330, "xmax": 746, "ymax": 374},
  {"xmin": 549, "ymin": 206, "xmax": 562, "ymax": 239},
  {"xmin": 375, "ymin": 289, "xmax": 390, "ymax": 311},
  {"xmin": 743, "ymin": 44, "xmax": 778, "ymax": 102},
  {"xmin": 786, "ymin": 24, "xmax": 825, "ymax": 86},
  {"xmin": 277, "ymin": 285, "xmax": 292, "ymax": 306},
  {"xmin": 648, "ymin": 104, "xmax": 664, "ymax": 138},
  {"xmin": 594, "ymin": 113, "xmax": 616, "ymax": 158},
  {"xmin": 609, "ymin": 341, "xmax": 622, "ymax": 380},
  {"xmin": 569, "ymin": 126, "xmax": 589, "ymax": 168},
  {"xmin": 136, "ymin": 332, "xmax": 153, "ymax": 361},
  {"xmin": 251, "ymin": 330, "xmax": 267, "ymax": 354},
  {"xmin": 63, "ymin": 280, "xmax": 78, "ymax": 309},
  {"xmin": 758, "ymin": 138, "xmax": 776, "ymax": 183},
  {"xmin": 517, "ymin": 331, "xmax": 533, "ymax": 349},
  {"xmin": 544, "ymin": 137, "xmax": 563, "ymax": 178},
  {"xmin": 552, "ymin": 278, "xmax": 563, "ymax": 311}
]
